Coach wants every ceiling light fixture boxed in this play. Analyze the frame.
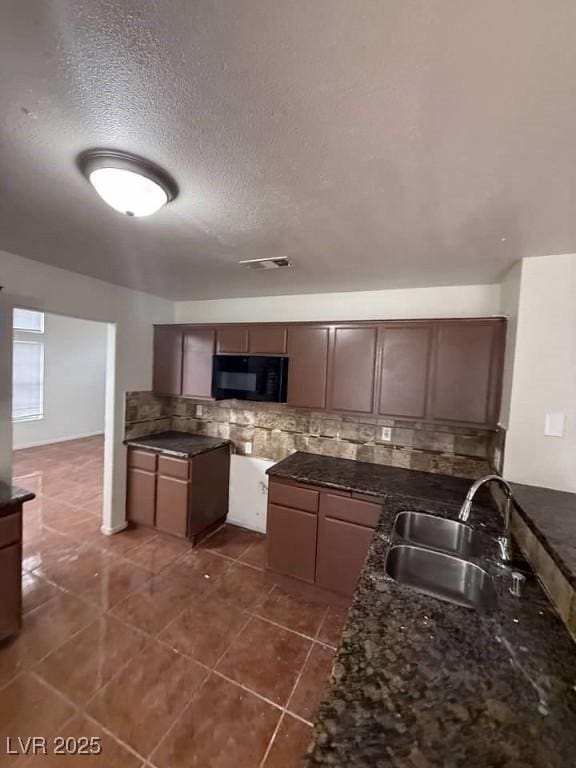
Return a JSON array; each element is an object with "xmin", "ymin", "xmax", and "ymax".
[{"xmin": 78, "ymin": 149, "xmax": 178, "ymax": 217}]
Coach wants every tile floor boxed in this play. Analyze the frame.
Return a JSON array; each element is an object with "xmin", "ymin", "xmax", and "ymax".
[{"xmin": 2, "ymin": 437, "xmax": 350, "ymax": 767}]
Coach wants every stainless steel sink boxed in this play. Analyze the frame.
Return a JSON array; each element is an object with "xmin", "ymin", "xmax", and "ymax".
[
  {"xmin": 392, "ymin": 511, "xmax": 484, "ymax": 558},
  {"xmin": 384, "ymin": 544, "xmax": 498, "ymax": 611}
]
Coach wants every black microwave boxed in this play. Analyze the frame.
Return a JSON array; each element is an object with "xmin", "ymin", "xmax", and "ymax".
[{"xmin": 212, "ymin": 355, "xmax": 289, "ymax": 402}]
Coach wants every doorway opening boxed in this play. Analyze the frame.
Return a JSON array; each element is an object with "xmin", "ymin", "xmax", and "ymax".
[{"xmin": 11, "ymin": 308, "xmax": 110, "ymax": 569}]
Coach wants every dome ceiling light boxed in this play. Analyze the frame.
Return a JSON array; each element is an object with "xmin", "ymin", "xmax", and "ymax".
[{"xmin": 78, "ymin": 149, "xmax": 178, "ymax": 217}]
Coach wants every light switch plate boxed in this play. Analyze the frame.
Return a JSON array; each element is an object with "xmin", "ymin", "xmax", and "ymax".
[
  {"xmin": 380, "ymin": 427, "xmax": 392, "ymax": 442},
  {"xmin": 196, "ymin": 405, "xmax": 204, "ymax": 417},
  {"xmin": 545, "ymin": 412, "xmax": 565, "ymax": 437},
  {"xmin": 244, "ymin": 442, "xmax": 253, "ymax": 454}
]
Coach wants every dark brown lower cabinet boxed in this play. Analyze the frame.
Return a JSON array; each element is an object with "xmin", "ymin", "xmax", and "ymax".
[
  {"xmin": 156, "ymin": 475, "xmax": 189, "ymax": 537},
  {"xmin": 0, "ymin": 543, "xmax": 22, "ymax": 640},
  {"xmin": 126, "ymin": 446, "xmax": 230, "ymax": 543},
  {"xmin": 315, "ymin": 516, "xmax": 374, "ymax": 596},
  {"xmin": 0, "ymin": 505, "xmax": 26, "ymax": 641},
  {"xmin": 267, "ymin": 503, "xmax": 318, "ymax": 583},
  {"xmin": 266, "ymin": 479, "xmax": 382, "ymax": 597},
  {"xmin": 127, "ymin": 467, "xmax": 156, "ymax": 527}
]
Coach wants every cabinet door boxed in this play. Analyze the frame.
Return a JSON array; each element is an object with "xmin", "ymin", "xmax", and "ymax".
[
  {"xmin": 286, "ymin": 326, "xmax": 330, "ymax": 409},
  {"xmin": 156, "ymin": 475, "xmax": 189, "ymax": 538},
  {"xmin": 249, "ymin": 326, "xmax": 287, "ymax": 354},
  {"xmin": 0, "ymin": 543, "xmax": 22, "ymax": 640},
  {"xmin": 153, "ymin": 326, "xmax": 183, "ymax": 396},
  {"xmin": 328, "ymin": 326, "xmax": 378, "ymax": 414},
  {"xmin": 182, "ymin": 328, "xmax": 216, "ymax": 398},
  {"xmin": 267, "ymin": 503, "xmax": 317, "ymax": 583},
  {"xmin": 316, "ymin": 513, "xmax": 374, "ymax": 597},
  {"xmin": 378, "ymin": 324, "xmax": 432, "ymax": 419},
  {"xmin": 216, "ymin": 326, "xmax": 249, "ymax": 353},
  {"xmin": 188, "ymin": 446, "xmax": 230, "ymax": 541},
  {"xmin": 127, "ymin": 467, "xmax": 156, "ymax": 527},
  {"xmin": 429, "ymin": 320, "xmax": 505, "ymax": 426}
]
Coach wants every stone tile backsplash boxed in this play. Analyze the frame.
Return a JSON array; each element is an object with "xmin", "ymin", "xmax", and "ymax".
[{"xmin": 125, "ymin": 391, "xmax": 504, "ymax": 480}]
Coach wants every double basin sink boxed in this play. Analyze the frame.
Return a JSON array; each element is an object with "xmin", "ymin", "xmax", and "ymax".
[{"xmin": 385, "ymin": 511, "xmax": 498, "ymax": 611}]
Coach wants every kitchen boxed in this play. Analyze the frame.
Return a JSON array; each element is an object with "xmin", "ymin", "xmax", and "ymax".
[{"xmin": 1, "ymin": 2, "xmax": 576, "ymax": 767}]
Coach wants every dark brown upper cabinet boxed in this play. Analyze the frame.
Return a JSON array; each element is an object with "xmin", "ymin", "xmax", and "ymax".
[
  {"xmin": 182, "ymin": 328, "xmax": 216, "ymax": 398},
  {"xmin": 248, "ymin": 325, "xmax": 287, "ymax": 354},
  {"xmin": 216, "ymin": 326, "xmax": 249, "ymax": 354},
  {"xmin": 377, "ymin": 324, "xmax": 432, "ymax": 419},
  {"xmin": 286, "ymin": 326, "xmax": 330, "ymax": 409},
  {"xmin": 428, "ymin": 320, "xmax": 505, "ymax": 427},
  {"xmin": 328, "ymin": 326, "xmax": 378, "ymax": 414},
  {"xmin": 153, "ymin": 326, "xmax": 183, "ymax": 396},
  {"xmin": 152, "ymin": 317, "xmax": 506, "ymax": 428}
]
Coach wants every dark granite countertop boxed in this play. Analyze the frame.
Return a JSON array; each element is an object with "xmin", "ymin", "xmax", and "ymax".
[
  {"xmin": 124, "ymin": 431, "xmax": 230, "ymax": 459},
  {"xmin": 511, "ymin": 482, "xmax": 576, "ymax": 588},
  {"xmin": 0, "ymin": 482, "xmax": 35, "ymax": 515},
  {"xmin": 267, "ymin": 451, "xmax": 492, "ymax": 509},
  {"xmin": 307, "ymin": 498, "xmax": 576, "ymax": 767},
  {"xmin": 272, "ymin": 455, "xmax": 576, "ymax": 766}
]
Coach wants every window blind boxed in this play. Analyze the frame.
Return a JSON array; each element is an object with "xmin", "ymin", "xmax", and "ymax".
[{"xmin": 12, "ymin": 341, "xmax": 44, "ymax": 420}]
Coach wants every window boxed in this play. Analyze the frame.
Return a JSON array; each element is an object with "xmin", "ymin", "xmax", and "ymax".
[
  {"xmin": 12, "ymin": 342, "xmax": 44, "ymax": 420},
  {"xmin": 12, "ymin": 309, "xmax": 45, "ymax": 422},
  {"xmin": 13, "ymin": 308, "xmax": 44, "ymax": 333}
]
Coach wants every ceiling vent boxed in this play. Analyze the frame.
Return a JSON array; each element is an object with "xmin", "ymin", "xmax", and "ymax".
[{"xmin": 238, "ymin": 257, "xmax": 293, "ymax": 271}]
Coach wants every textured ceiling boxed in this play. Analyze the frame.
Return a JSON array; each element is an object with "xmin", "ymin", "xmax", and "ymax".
[{"xmin": 1, "ymin": 1, "xmax": 576, "ymax": 299}]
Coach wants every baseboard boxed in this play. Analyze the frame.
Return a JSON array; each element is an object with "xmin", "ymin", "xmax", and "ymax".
[
  {"xmin": 100, "ymin": 521, "xmax": 128, "ymax": 536},
  {"xmin": 226, "ymin": 516, "xmax": 266, "ymax": 535},
  {"xmin": 13, "ymin": 431, "xmax": 104, "ymax": 451}
]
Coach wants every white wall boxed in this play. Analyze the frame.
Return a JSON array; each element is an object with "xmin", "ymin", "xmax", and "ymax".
[
  {"xmin": 175, "ymin": 284, "xmax": 501, "ymax": 324},
  {"xmin": 13, "ymin": 313, "xmax": 107, "ymax": 449},
  {"xmin": 0, "ymin": 249, "xmax": 174, "ymax": 532},
  {"xmin": 504, "ymin": 254, "xmax": 576, "ymax": 492}
]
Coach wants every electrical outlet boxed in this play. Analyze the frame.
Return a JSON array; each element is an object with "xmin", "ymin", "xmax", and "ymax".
[
  {"xmin": 196, "ymin": 405, "xmax": 203, "ymax": 417},
  {"xmin": 380, "ymin": 427, "xmax": 392, "ymax": 442},
  {"xmin": 244, "ymin": 442, "xmax": 252, "ymax": 455}
]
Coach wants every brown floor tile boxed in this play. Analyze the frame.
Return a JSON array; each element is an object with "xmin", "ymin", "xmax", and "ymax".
[
  {"xmin": 41, "ymin": 508, "xmax": 96, "ymax": 537},
  {"xmin": 73, "ymin": 557, "xmax": 152, "ymax": 611},
  {"xmin": 159, "ymin": 595, "xmax": 248, "ymax": 667},
  {"xmin": 0, "ymin": 673, "xmax": 74, "ymax": 768},
  {"xmin": 23, "ymin": 715, "xmax": 142, "ymax": 767},
  {"xmin": 262, "ymin": 714, "xmax": 313, "ymax": 768},
  {"xmin": 59, "ymin": 517, "xmax": 103, "ymax": 544},
  {"xmin": 256, "ymin": 586, "xmax": 328, "ymax": 638},
  {"xmin": 288, "ymin": 643, "xmax": 334, "ymax": 722},
  {"xmin": 21, "ymin": 572, "xmax": 60, "ymax": 615},
  {"xmin": 93, "ymin": 525, "xmax": 158, "ymax": 557},
  {"xmin": 317, "ymin": 605, "xmax": 349, "ymax": 648},
  {"xmin": 110, "ymin": 570, "xmax": 193, "ymax": 635},
  {"xmin": 0, "ymin": 591, "xmax": 95, "ymax": 687},
  {"xmin": 36, "ymin": 616, "xmax": 148, "ymax": 705},
  {"xmin": 33, "ymin": 544, "xmax": 115, "ymax": 595},
  {"xmin": 22, "ymin": 531, "xmax": 80, "ymax": 574},
  {"xmin": 163, "ymin": 548, "xmax": 232, "ymax": 589},
  {"xmin": 239, "ymin": 537, "xmax": 268, "ymax": 569},
  {"xmin": 212, "ymin": 561, "xmax": 275, "ymax": 610},
  {"xmin": 124, "ymin": 535, "xmax": 189, "ymax": 574},
  {"xmin": 87, "ymin": 641, "xmax": 207, "ymax": 757},
  {"xmin": 201, "ymin": 524, "xmax": 262, "ymax": 560},
  {"xmin": 152, "ymin": 674, "xmax": 280, "ymax": 768},
  {"xmin": 217, "ymin": 617, "xmax": 311, "ymax": 705}
]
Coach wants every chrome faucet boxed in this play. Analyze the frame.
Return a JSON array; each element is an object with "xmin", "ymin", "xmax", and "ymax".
[{"xmin": 458, "ymin": 474, "xmax": 514, "ymax": 563}]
